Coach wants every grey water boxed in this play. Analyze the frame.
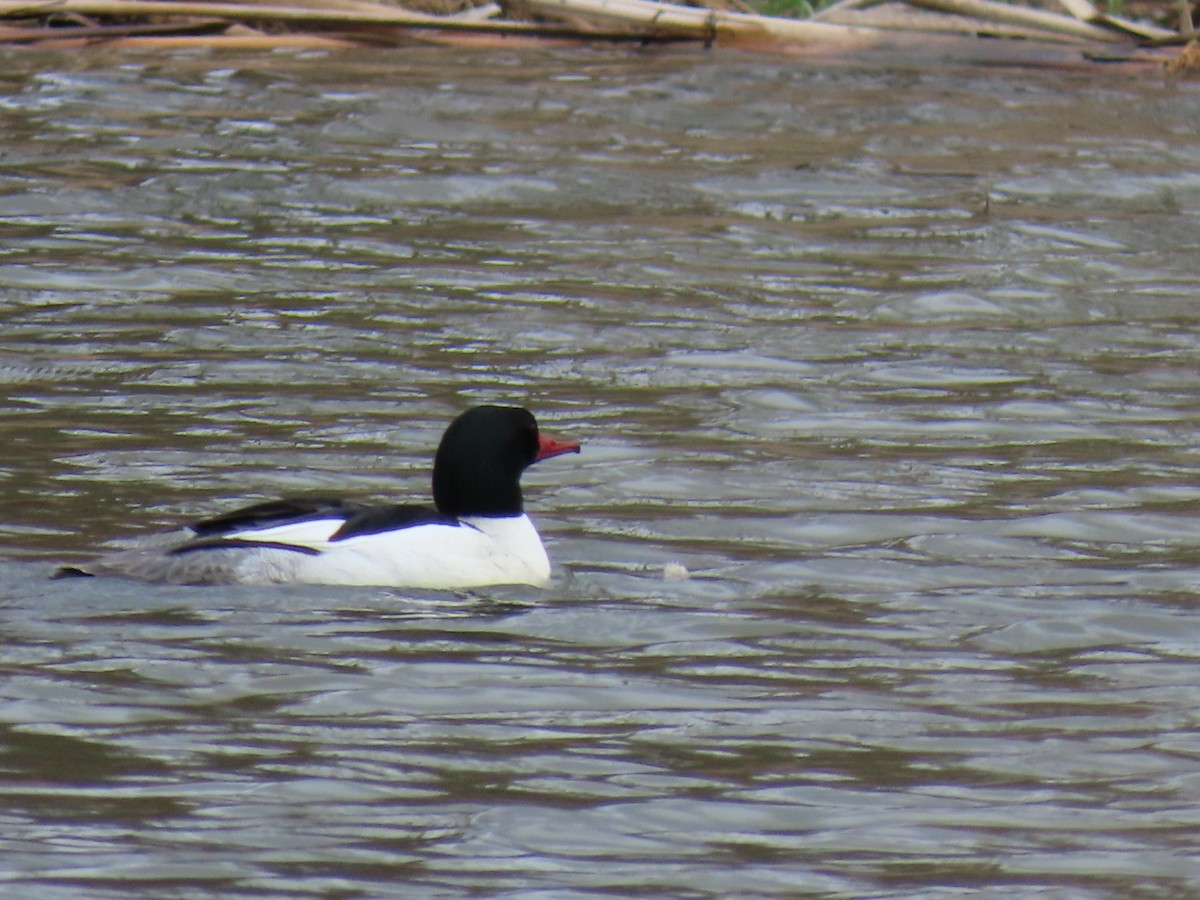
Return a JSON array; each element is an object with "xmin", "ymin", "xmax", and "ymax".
[{"xmin": 3, "ymin": 45, "xmax": 1200, "ymax": 897}]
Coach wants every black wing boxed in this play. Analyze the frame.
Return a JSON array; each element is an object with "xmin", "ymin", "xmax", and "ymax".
[
  {"xmin": 331, "ymin": 505, "xmax": 459, "ymax": 541},
  {"xmin": 190, "ymin": 497, "xmax": 358, "ymax": 538}
]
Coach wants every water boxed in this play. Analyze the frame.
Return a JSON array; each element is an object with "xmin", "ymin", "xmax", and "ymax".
[{"xmin": 2, "ymin": 46, "xmax": 1200, "ymax": 896}]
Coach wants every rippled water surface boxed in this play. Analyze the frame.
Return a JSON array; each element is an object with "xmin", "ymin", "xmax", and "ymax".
[{"xmin": 3, "ymin": 45, "xmax": 1200, "ymax": 896}]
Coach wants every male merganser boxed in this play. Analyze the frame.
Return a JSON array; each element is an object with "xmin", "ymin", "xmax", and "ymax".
[{"xmin": 56, "ymin": 405, "xmax": 580, "ymax": 588}]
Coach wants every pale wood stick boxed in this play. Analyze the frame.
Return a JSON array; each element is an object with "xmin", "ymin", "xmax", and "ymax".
[
  {"xmin": 1050, "ymin": 0, "xmax": 1176, "ymax": 40},
  {"xmin": 228, "ymin": 0, "xmax": 422, "ymax": 13},
  {"xmin": 1052, "ymin": 0, "xmax": 1095, "ymax": 22},
  {"xmin": 0, "ymin": 0, "xmax": 530, "ymax": 28},
  {"xmin": 104, "ymin": 31, "xmax": 363, "ymax": 44},
  {"xmin": 520, "ymin": 0, "xmax": 889, "ymax": 44},
  {"xmin": 902, "ymin": 0, "xmax": 1123, "ymax": 41},
  {"xmin": 1095, "ymin": 11, "xmax": 1177, "ymax": 40}
]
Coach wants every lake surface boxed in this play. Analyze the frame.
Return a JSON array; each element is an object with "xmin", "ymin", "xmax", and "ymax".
[{"xmin": 3, "ymin": 44, "xmax": 1200, "ymax": 897}]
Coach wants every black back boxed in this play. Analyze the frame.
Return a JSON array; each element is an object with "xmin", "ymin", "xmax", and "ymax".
[{"xmin": 331, "ymin": 504, "xmax": 458, "ymax": 541}]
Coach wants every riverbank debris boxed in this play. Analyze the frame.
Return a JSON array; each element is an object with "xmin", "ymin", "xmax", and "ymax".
[{"xmin": 0, "ymin": 0, "xmax": 1190, "ymax": 66}]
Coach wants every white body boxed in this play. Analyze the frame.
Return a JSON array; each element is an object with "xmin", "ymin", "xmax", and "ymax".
[
  {"xmin": 93, "ymin": 514, "xmax": 552, "ymax": 588},
  {"xmin": 287, "ymin": 514, "xmax": 551, "ymax": 588}
]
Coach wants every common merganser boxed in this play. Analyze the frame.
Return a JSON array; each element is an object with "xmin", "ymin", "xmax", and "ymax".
[{"xmin": 56, "ymin": 405, "xmax": 580, "ymax": 588}]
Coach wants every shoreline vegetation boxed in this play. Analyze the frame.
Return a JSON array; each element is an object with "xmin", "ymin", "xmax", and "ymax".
[{"xmin": 0, "ymin": 0, "xmax": 1194, "ymax": 67}]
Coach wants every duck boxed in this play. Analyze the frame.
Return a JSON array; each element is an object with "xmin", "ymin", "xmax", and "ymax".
[{"xmin": 56, "ymin": 405, "xmax": 580, "ymax": 588}]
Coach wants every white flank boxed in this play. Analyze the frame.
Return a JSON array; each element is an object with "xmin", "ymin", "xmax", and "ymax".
[{"xmin": 230, "ymin": 513, "xmax": 552, "ymax": 589}]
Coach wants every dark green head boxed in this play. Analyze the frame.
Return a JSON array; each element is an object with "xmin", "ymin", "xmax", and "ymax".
[{"xmin": 432, "ymin": 405, "xmax": 579, "ymax": 517}]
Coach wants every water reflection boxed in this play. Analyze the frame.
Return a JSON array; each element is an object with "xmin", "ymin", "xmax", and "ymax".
[{"xmin": 2, "ymin": 47, "xmax": 1200, "ymax": 896}]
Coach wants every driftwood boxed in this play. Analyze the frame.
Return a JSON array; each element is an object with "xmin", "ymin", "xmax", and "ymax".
[{"xmin": 0, "ymin": 0, "xmax": 1189, "ymax": 63}]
